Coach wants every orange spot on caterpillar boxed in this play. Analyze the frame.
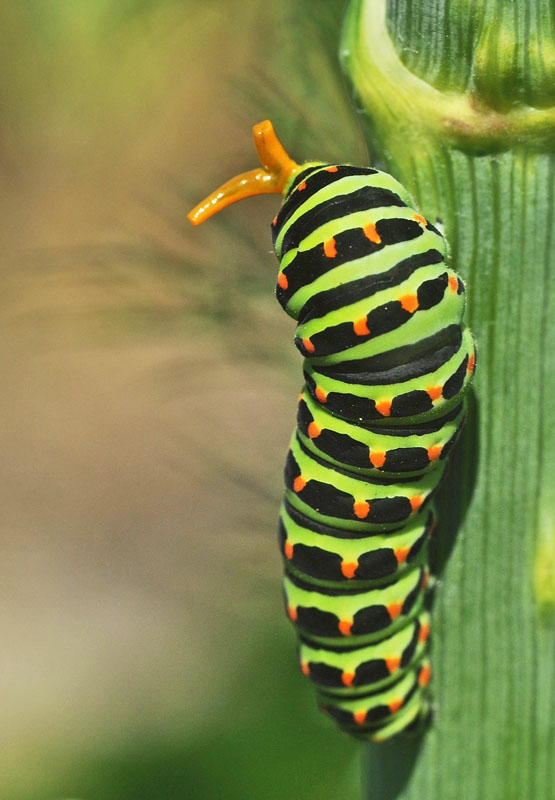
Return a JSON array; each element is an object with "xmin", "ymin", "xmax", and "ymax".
[
  {"xmin": 427, "ymin": 445, "xmax": 443, "ymax": 461},
  {"xmin": 427, "ymin": 385, "xmax": 443, "ymax": 401},
  {"xmin": 363, "ymin": 221, "xmax": 381, "ymax": 244},
  {"xmin": 419, "ymin": 622, "xmax": 431, "ymax": 643},
  {"xmin": 468, "ymin": 352, "xmax": 476, "ymax": 374},
  {"xmin": 353, "ymin": 500, "xmax": 370, "ymax": 519},
  {"xmin": 272, "ymin": 215, "xmax": 278, "ymax": 226},
  {"xmin": 315, "ymin": 387, "xmax": 328, "ymax": 404},
  {"xmin": 387, "ymin": 602, "xmax": 403, "ymax": 620},
  {"xmin": 307, "ymin": 421, "xmax": 321, "ymax": 438},
  {"xmin": 413, "ymin": 213, "xmax": 427, "ymax": 226},
  {"xmin": 410, "ymin": 495, "xmax": 423, "ymax": 512},
  {"xmin": 341, "ymin": 670, "xmax": 355, "ymax": 687},
  {"xmin": 297, "ymin": 391, "xmax": 304, "ymax": 402},
  {"xmin": 369, "ymin": 450, "xmax": 386, "ymax": 468},
  {"xmin": 277, "ymin": 273, "xmax": 288, "ymax": 290},
  {"xmin": 419, "ymin": 663, "xmax": 432, "ymax": 687},
  {"xmin": 298, "ymin": 181, "xmax": 307, "ymax": 191},
  {"xmin": 399, "ymin": 293, "xmax": 419, "ymax": 313},
  {"xmin": 353, "ymin": 710, "xmax": 367, "ymax": 725},
  {"xmin": 302, "ymin": 337, "xmax": 315, "ymax": 354},
  {"xmin": 300, "ymin": 660, "xmax": 310, "ymax": 676},
  {"xmin": 422, "ymin": 570, "xmax": 430, "ymax": 589},
  {"xmin": 293, "ymin": 476, "xmax": 306, "ymax": 492},
  {"xmin": 385, "ymin": 656, "xmax": 401, "ymax": 673},
  {"xmin": 394, "ymin": 547, "xmax": 410, "ymax": 565},
  {"xmin": 326, "ymin": 166, "xmax": 339, "ymax": 172},
  {"xmin": 389, "ymin": 698, "xmax": 404, "ymax": 714},
  {"xmin": 338, "ymin": 619, "xmax": 353, "ymax": 636},
  {"xmin": 324, "ymin": 238, "xmax": 337, "ymax": 258},
  {"xmin": 353, "ymin": 317, "xmax": 370, "ymax": 336},
  {"xmin": 341, "ymin": 561, "xmax": 358, "ymax": 579},
  {"xmin": 448, "ymin": 275, "xmax": 458, "ymax": 293},
  {"xmin": 284, "ymin": 540, "xmax": 294, "ymax": 559},
  {"xmin": 375, "ymin": 399, "xmax": 392, "ymax": 417},
  {"xmin": 288, "ymin": 605, "xmax": 298, "ymax": 622}
]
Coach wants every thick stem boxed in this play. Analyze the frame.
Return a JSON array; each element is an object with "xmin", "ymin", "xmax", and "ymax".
[{"xmin": 342, "ymin": 2, "xmax": 555, "ymax": 799}]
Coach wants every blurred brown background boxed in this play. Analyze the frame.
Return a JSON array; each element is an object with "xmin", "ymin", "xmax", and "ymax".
[{"xmin": 0, "ymin": 2, "xmax": 367, "ymax": 797}]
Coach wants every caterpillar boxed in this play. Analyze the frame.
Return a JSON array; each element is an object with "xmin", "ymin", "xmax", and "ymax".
[{"xmin": 188, "ymin": 121, "xmax": 475, "ymax": 742}]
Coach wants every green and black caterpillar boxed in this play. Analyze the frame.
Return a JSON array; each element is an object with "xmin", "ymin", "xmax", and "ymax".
[{"xmin": 189, "ymin": 121, "xmax": 475, "ymax": 742}]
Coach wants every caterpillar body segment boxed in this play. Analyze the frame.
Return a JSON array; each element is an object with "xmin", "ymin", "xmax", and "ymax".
[
  {"xmin": 188, "ymin": 121, "xmax": 476, "ymax": 742},
  {"xmin": 278, "ymin": 499, "xmax": 433, "ymax": 584},
  {"xmin": 320, "ymin": 658, "xmax": 432, "ymax": 743},
  {"xmin": 298, "ymin": 610, "xmax": 431, "ymax": 695},
  {"xmin": 296, "ymin": 389, "xmax": 466, "ymax": 478}
]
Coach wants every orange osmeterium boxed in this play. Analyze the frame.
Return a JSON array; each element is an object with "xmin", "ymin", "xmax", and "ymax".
[{"xmin": 187, "ymin": 120, "xmax": 301, "ymax": 226}]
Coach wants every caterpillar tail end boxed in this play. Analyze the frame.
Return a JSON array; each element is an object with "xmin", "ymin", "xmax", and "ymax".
[
  {"xmin": 367, "ymin": 697, "xmax": 433, "ymax": 744},
  {"xmin": 187, "ymin": 120, "xmax": 300, "ymax": 226}
]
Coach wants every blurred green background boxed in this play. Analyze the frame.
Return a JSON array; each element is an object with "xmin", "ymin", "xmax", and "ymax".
[{"xmin": 0, "ymin": 1, "xmax": 370, "ymax": 797}]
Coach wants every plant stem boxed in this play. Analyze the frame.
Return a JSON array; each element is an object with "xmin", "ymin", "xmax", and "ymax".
[{"xmin": 341, "ymin": 2, "xmax": 555, "ymax": 798}]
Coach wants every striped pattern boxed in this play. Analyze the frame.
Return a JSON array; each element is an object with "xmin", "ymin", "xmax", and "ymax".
[{"xmin": 273, "ymin": 164, "xmax": 475, "ymax": 742}]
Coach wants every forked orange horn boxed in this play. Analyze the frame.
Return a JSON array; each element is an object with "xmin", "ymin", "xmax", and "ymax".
[{"xmin": 187, "ymin": 120, "xmax": 301, "ymax": 225}]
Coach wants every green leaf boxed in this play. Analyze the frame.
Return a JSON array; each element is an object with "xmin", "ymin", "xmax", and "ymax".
[{"xmin": 342, "ymin": 2, "xmax": 555, "ymax": 799}]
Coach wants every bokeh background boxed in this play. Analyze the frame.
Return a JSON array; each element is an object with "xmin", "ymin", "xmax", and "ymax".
[{"xmin": 0, "ymin": 2, "xmax": 371, "ymax": 797}]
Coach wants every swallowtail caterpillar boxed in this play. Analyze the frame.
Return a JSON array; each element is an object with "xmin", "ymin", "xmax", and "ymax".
[{"xmin": 188, "ymin": 121, "xmax": 476, "ymax": 742}]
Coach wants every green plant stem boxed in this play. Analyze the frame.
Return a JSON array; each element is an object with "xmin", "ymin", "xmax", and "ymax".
[{"xmin": 341, "ymin": 2, "xmax": 555, "ymax": 799}]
